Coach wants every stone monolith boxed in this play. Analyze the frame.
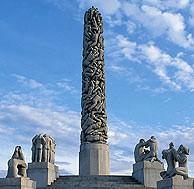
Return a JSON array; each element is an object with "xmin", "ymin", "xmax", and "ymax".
[{"xmin": 79, "ymin": 6, "xmax": 110, "ymax": 175}]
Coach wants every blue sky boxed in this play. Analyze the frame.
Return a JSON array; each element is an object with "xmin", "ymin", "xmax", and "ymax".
[{"xmin": 0, "ymin": 0, "xmax": 194, "ymax": 177}]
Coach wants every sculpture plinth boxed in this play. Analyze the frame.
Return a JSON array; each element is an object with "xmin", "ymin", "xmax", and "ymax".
[
  {"xmin": 79, "ymin": 6, "xmax": 110, "ymax": 175},
  {"xmin": 132, "ymin": 161, "xmax": 164, "ymax": 188},
  {"xmin": 27, "ymin": 162, "xmax": 58, "ymax": 188},
  {"xmin": 157, "ymin": 175, "xmax": 194, "ymax": 189},
  {"xmin": 79, "ymin": 143, "xmax": 110, "ymax": 175}
]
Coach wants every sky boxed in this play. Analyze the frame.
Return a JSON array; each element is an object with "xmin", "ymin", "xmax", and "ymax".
[{"xmin": 0, "ymin": 0, "xmax": 194, "ymax": 178}]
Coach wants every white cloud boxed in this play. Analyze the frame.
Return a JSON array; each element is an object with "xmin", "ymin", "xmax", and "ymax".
[
  {"xmin": 125, "ymin": 21, "xmax": 136, "ymax": 34},
  {"xmin": 105, "ymin": 14, "xmax": 123, "ymax": 27},
  {"xmin": 144, "ymin": 0, "xmax": 189, "ymax": 10},
  {"xmin": 189, "ymin": 3, "xmax": 194, "ymax": 26},
  {"xmin": 106, "ymin": 34, "xmax": 138, "ymax": 62},
  {"xmin": 108, "ymin": 34, "xmax": 194, "ymax": 91},
  {"xmin": 122, "ymin": 3, "xmax": 193, "ymax": 48},
  {"xmin": 77, "ymin": 0, "xmax": 121, "ymax": 15},
  {"xmin": 139, "ymin": 44, "xmax": 194, "ymax": 91},
  {"xmin": 57, "ymin": 81, "xmax": 78, "ymax": 94},
  {"xmin": 163, "ymin": 0, "xmax": 190, "ymax": 9},
  {"xmin": 13, "ymin": 74, "xmax": 43, "ymax": 89},
  {"xmin": 116, "ymin": 35, "xmax": 137, "ymax": 60}
]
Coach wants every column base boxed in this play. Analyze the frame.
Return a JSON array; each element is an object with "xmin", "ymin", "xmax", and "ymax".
[
  {"xmin": 132, "ymin": 161, "xmax": 164, "ymax": 188},
  {"xmin": 0, "ymin": 177, "xmax": 36, "ymax": 189},
  {"xmin": 157, "ymin": 175, "xmax": 194, "ymax": 189},
  {"xmin": 27, "ymin": 162, "xmax": 58, "ymax": 188},
  {"xmin": 79, "ymin": 143, "xmax": 110, "ymax": 175}
]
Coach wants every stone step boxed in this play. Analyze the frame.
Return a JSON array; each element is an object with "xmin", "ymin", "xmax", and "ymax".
[
  {"xmin": 43, "ymin": 175, "xmax": 154, "ymax": 189},
  {"xmin": 55, "ymin": 176, "xmax": 138, "ymax": 183},
  {"xmin": 47, "ymin": 186, "xmax": 151, "ymax": 189}
]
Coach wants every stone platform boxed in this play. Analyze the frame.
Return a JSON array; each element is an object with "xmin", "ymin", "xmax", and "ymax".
[
  {"xmin": 157, "ymin": 175, "xmax": 194, "ymax": 189},
  {"xmin": 43, "ymin": 175, "xmax": 155, "ymax": 189},
  {"xmin": 0, "ymin": 177, "xmax": 36, "ymax": 189}
]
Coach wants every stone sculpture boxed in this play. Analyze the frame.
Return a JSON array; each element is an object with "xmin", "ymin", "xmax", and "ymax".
[
  {"xmin": 160, "ymin": 143, "xmax": 189, "ymax": 179},
  {"xmin": 6, "ymin": 146, "xmax": 27, "ymax": 178},
  {"xmin": 134, "ymin": 139, "xmax": 149, "ymax": 162},
  {"xmin": 31, "ymin": 134, "xmax": 56, "ymax": 164},
  {"xmin": 134, "ymin": 136, "xmax": 161, "ymax": 163},
  {"xmin": 81, "ymin": 6, "xmax": 108, "ymax": 144}
]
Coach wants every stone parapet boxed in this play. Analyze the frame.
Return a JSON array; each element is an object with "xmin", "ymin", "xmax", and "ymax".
[{"xmin": 0, "ymin": 177, "xmax": 36, "ymax": 189}]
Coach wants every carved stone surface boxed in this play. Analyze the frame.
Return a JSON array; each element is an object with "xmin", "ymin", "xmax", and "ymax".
[
  {"xmin": 31, "ymin": 134, "xmax": 56, "ymax": 164},
  {"xmin": 160, "ymin": 143, "xmax": 190, "ymax": 180},
  {"xmin": 81, "ymin": 6, "xmax": 108, "ymax": 144},
  {"xmin": 6, "ymin": 146, "xmax": 27, "ymax": 178}
]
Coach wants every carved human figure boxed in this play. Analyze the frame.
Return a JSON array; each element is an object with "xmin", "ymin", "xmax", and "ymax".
[
  {"xmin": 7, "ymin": 146, "xmax": 27, "ymax": 178},
  {"xmin": 35, "ymin": 134, "xmax": 45, "ymax": 162},
  {"xmin": 143, "ymin": 136, "xmax": 161, "ymax": 162},
  {"xmin": 50, "ymin": 136, "xmax": 56, "ymax": 164},
  {"xmin": 160, "ymin": 142, "xmax": 176, "ymax": 179},
  {"xmin": 31, "ymin": 135, "xmax": 38, "ymax": 162},
  {"xmin": 169, "ymin": 145, "xmax": 189, "ymax": 179},
  {"xmin": 134, "ymin": 139, "xmax": 149, "ymax": 163}
]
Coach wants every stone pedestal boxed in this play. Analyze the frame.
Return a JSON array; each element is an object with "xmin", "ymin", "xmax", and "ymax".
[
  {"xmin": 132, "ymin": 161, "xmax": 164, "ymax": 188},
  {"xmin": 0, "ymin": 177, "xmax": 36, "ymax": 189},
  {"xmin": 79, "ymin": 143, "xmax": 110, "ymax": 175},
  {"xmin": 27, "ymin": 162, "xmax": 58, "ymax": 188},
  {"xmin": 157, "ymin": 175, "xmax": 194, "ymax": 189}
]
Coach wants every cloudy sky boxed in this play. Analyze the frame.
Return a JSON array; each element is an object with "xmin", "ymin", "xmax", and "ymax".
[{"xmin": 1, "ymin": 0, "xmax": 194, "ymax": 177}]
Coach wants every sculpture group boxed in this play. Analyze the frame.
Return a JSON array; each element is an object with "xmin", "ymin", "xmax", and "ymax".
[
  {"xmin": 31, "ymin": 134, "xmax": 56, "ymax": 163},
  {"xmin": 134, "ymin": 136, "xmax": 162, "ymax": 163},
  {"xmin": 6, "ymin": 134, "xmax": 56, "ymax": 179},
  {"xmin": 160, "ymin": 142, "xmax": 189, "ymax": 180},
  {"xmin": 134, "ymin": 137, "xmax": 190, "ymax": 180}
]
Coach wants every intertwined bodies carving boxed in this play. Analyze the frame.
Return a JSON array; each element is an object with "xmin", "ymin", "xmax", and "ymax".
[{"xmin": 81, "ymin": 7, "xmax": 108, "ymax": 144}]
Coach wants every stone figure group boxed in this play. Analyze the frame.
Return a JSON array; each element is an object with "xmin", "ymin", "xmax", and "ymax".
[
  {"xmin": 160, "ymin": 142, "xmax": 189, "ymax": 180},
  {"xmin": 81, "ymin": 6, "xmax": 108, "ymax": 144},
  {"xmin": 6, "ymin": 146, "xmax": 27, "ymax": 178},
  {"xmin": 134, "ymin": 136, "xmax": 161, "ymax": 163},
  {"xmin": 134, "ymin": 137, "xmax": 190, "ymax": 181},
  {"xmin": 6, "ymin": 134, "xmax": 56, "ymax": 179},
  {"xmin": 31, "ymin": 134, "xmax": 56, "ymax": 164}
]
